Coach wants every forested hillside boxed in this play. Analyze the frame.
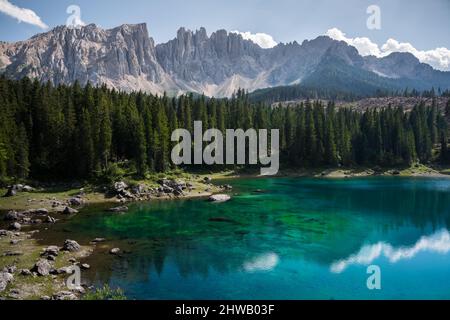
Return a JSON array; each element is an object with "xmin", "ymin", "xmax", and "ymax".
[{"xmin": 0, "ymin": 76, "xmax": 449, "ymax": 182}]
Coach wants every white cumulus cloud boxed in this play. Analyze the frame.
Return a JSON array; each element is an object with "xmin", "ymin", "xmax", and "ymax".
[
  {"xmin": 0, "ymin": 0, "xmax": 48, "ymax": 29},
  {"xmin": 325, "ymin": 27, "xmax": 450, "ymax": 71},
  {"xmin": 231, "ymin": 30, "xmax": 278, "ymax": 49}
]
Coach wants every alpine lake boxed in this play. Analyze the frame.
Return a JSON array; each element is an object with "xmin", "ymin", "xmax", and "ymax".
[{"xmin": 17, "ymin": 176, "xmax": 450, "ymax": 299}]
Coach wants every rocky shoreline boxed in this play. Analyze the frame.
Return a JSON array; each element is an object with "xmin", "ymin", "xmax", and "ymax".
[
  {"xmin": 0, "ymin": 175, "xmax": 234, "ymax": 299},
  {"xmin": 0, "ymin": 229, "xmax": 93, "ymax": 300}
]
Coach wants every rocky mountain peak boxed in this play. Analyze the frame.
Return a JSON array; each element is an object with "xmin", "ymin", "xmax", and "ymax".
[{"xmin": 1, "ymin": 23, "xmax": 449, "ymax": 97}]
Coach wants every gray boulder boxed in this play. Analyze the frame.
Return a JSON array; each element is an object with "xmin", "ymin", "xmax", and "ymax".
[
  {"xmin": 69, "ymin": 197, "xmax": 84, "ymax": 206},
  {"xmin": 53, "ymin": 291, "xmax": 78, "ymax": 300},
  {"xmin": 32, "ymin": 259, "xmax": 52, "ymax": 276},
  {"xmin": 113, "ymin": 181, "xmax": 128, "ymax": 193},
  {"xmin": 9, "ymin": 222, "xmax": 21, "ymax": 231},
  {"xmin": 22, "ymin": 185, "xmax": 34, "ymax": 192},
  {"xmin": 0, "ymin": 272, "xmax": 14, "ymax": 292},
  {"xmin": 110, "ymin": 248, "xmax": 120, "ymax": 255},
  {"xmin": 4, "ymin": 211, "xmax": 18, "ymax": 221},
  {"xmin": 63, "ymin": 239, "xmax": 81, "ymax": 252},
  {"xmin": 42, "ymin": 246, "xmax": 59, "ymax": 257},
  {"xmin": 62, "ymin": 206, "xmax": 78, "ymax": 215}
]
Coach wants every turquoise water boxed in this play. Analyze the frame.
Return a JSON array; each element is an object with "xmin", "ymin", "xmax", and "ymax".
[{"xmin": 39, "ymin": 177, "xmax": 450, "ymax": 299}]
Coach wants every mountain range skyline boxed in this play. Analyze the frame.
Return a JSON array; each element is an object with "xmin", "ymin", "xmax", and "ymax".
[{"xmin": 1, "ymin": 22, "xmax": 450, "ymax": 98}]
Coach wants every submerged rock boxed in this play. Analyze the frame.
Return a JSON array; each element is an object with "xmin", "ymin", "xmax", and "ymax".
[
  {"xmin": 208, "ymin": 217, "xmax": 236, "ymax": 223},
  {"xmin": 108, "ymin": 206, "xmax": 128, "ymax": 212},
  {"xmin": 208, "ymin": 194, "xmax": 231, "ymax": 202}
]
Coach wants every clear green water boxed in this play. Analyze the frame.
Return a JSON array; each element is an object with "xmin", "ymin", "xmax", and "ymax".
[{"xmin": 38, "ymin": 177, "xmax": 450, "ymax": 299}]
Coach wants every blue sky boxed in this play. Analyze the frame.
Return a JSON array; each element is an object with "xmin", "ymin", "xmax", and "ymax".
[{"xmin": 1, "ymin": 0, "xmax": 450, "ymax": 69}]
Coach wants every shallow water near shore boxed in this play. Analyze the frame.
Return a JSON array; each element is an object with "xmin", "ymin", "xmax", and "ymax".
[{"xmin": 31, "ymin": 177, "xmax": 450, "ymax": 299}]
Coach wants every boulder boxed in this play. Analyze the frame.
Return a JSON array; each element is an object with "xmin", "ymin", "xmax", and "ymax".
[
  {"xmin": 2, "ymin": 265, "xmax": 16, "ymax": 273},
  {"xmin": 131, "ymin": 184, "xmax": 146, "ymax": 195},
  {"xmin": 0, "ymin": 272, "xmax": 14, "ymax": 292},
  {"xmin": 113, "ymin": 181, "xmax": 128, "ymax": 193},
  {"xmin": 69, "ymin": 197, "xmax": 84, "ymax": 207},
  {"xmin": 22, "ymin": 185, "xmax": 34, "ymax": 192},
  {"xmin": 162, "ymin": 185, "xmax": 174, "ymax": 193},
  {"xmin": 110, "ymin": 248, "xmax": 120, "ymax": 255},
  {"xmin": 42, "ymin": 246, "xmax": 59, "ymax": 257},
  {"xmin": 208, "ymin": 194, "xmax": 231, "ymax": 202},
  {"xmin": 63, "ymin": 239, "xmax": 81, "ymax": 252},
  {"xmin": 34, "ymin": 208, "xmax": 49, "ymax": 215},
  {"xmin": 53, "ymin": 291, "xmax": 78, "ymax": 300},
  {"xmin": 62, "ymin": 206, "xmax": 78, "ymax": 215},
  {"xmin": 203, "ymin": 177, "xmax": 212, "ymax": 183},
  {"xmin": 81, "ymin": 264, "xmax": 90, "ymax": 270},
  {"xmin": 4, "ymin": 187, "xmax": 16, "ymax": 197},
  {"xmin": 9, "ymin": 222, "xmax": 21, "ymax": 231},
  {"xmin": 0, "ymin": 230, "xmax": 8, "ymax": 236},
  {"xmin": 91, "ymin": 238, "xmax": 106, "ymax": 243},
  {"xmin": 32, "ymin": 259, "xmax": 52, "ymax": 276},
  {"xmin": 45, "ymin": 216, "xmax": 56, "ymax": 223},
  {"xmin": 56, "ymin": 266, "xmax": 73, "ymax": 274},
  {"xmin": 4, "ymin": 211, "xmax": 18, "ymax": 221},
  {"xmin": 20, "ymin": 269, "xmax": 32, "ymax": 276}
]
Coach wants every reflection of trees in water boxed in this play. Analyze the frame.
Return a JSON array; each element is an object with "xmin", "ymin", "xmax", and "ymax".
[{"xmin": 62, "ymin": 178, "xmax": 450, "ymax": 284}]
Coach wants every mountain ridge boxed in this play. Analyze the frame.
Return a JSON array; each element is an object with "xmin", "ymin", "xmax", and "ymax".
[{"xmin": 1, "ymin": 23, "xmax": 450, "ymax": 98}]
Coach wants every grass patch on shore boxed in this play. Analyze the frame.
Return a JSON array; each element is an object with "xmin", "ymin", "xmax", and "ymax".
[{"xmin": 0, "ymin": 231, "xmax": 94, "ymax": 300}]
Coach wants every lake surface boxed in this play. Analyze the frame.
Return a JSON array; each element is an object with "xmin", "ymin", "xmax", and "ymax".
[{"xmin": 38, "ymin": 177, "xmax": 450, "ymax": 299}]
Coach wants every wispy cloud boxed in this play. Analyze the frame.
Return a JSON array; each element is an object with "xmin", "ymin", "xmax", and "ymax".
[
  {"xmin": 330, "ymin": 229, "xmax": 450, "ymax": 273},
  {"xmin": 231, "ymin": 30, "xmax": 277, "ymax": 49},
  {"xmin": 326, "ymin": 28, "xmax": 450, "ymax": 71},
  {"xmin": 0, "ymin": 0, "xmax": 48, "ymax": 29}
]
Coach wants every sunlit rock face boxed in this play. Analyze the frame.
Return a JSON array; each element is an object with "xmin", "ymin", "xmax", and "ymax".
[{"xmin": 2, "ymin": 24, "xmax": 450, "ymax": 97}]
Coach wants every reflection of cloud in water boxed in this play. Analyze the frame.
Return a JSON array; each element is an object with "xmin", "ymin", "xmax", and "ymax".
[
  {"xmin": 331, "ymin": 229, "xmax": 450, "ymax": 273},
  {"xmin": 243, "ymin": 252, "xmax": 279, "ymax": 272}
]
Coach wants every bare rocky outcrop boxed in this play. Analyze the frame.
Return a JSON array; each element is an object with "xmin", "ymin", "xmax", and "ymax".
[{"xmin": 2, "ymin": 24, "xmax": 449, "ymax": 98}]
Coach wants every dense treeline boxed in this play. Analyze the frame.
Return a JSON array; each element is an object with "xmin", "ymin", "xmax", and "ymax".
[
  {"xmin": 0, "ymin": 76, "xmax": 449, "ymax": 181},
  {"xmin": 249, "ymin": 83, "xmax": 450, "ymax": 104}
]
